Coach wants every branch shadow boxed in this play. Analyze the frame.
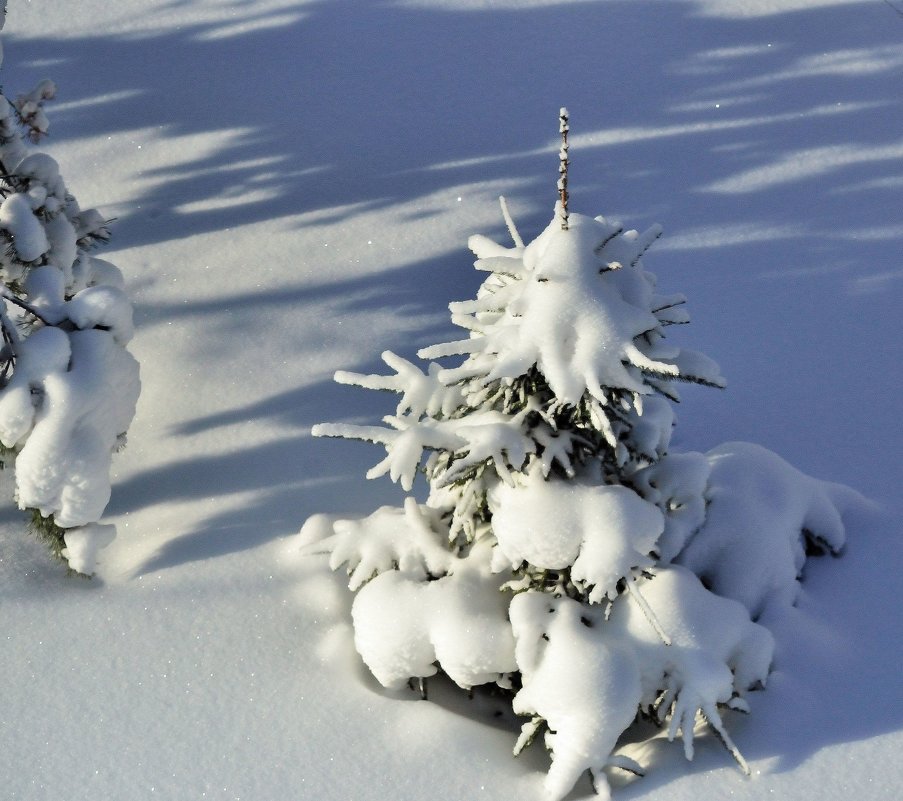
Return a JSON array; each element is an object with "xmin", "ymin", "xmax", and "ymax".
[{"xmin": 3, "ymin": 0, "xmax": 896, "ymax": 259}]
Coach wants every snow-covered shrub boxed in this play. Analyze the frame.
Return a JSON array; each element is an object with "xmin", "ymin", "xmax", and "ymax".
[
  {"xmin": 301, "ymin": 113, "xmax": 856, "ymax": 799},
  {"xmin": 0, "ymin": 10, "xmax": 139, "ymax": 574}
]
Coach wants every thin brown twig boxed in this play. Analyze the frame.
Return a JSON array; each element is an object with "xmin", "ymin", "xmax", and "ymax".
[
  {"xmin": 0, "ymin": 287, "xmax": 51, "ymax": 324},
  {"xmin": 558, "ymin": 107, "xmax": 569, "ymax": 230}
]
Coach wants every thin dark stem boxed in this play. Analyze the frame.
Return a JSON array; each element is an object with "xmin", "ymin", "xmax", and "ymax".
[
  {"xmin": 558, "ymin": 107, "xmax": 569, "ymax": 230},
  {"xmin": 0, "ymin": 287, "xmax": 51, "ymax": 324}
]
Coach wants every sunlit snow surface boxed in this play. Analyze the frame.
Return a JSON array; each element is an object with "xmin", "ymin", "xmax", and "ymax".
[{"xmin": 0, "ymin": 1, "xmax": 900, "ymax": 800}]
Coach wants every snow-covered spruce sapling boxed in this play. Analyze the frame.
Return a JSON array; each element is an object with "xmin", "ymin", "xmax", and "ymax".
[
  {"xmin": 301, "ymin": 110, "xmax": 855, "ymax": 800},
  {"xmin": 0, "ymin": 10, "xmax": 140, "ymax": 575}
]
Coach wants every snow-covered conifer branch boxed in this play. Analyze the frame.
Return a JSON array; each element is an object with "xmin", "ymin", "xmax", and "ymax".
[
  {"xmin": 499, "ymin": 196, "xmax": 524, "ymax": 249},
  {"xmin": 302, "ymin": 499, "xmax": 454, "ymax": 590},
  {"xmin": 0, "ymin": 284, "xmax": 51, "ymax": 324},
  {"xmin": 13, "ymin": 79, "xmax": 57, "ymax": 142},
  {"xmin": 334, "ymin": 351, "xmax": 464, "ymax": 418}
]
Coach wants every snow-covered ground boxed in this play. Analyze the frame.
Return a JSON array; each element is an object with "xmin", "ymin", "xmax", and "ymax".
[{"xmin": 1, "ymin": 1, "xmax": 901, "ymax": 799}]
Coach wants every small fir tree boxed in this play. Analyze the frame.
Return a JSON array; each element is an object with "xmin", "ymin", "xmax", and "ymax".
[
  {"xmin": 302, "ymin": 111, "xmax": 855, "ymax": 800},
  {"xmin": 0, "ymin": 9, "xmax": 140, "ymax": 575}
]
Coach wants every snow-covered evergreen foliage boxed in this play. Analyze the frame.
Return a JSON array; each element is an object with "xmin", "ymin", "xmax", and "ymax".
[
  {"xmin": 302, "ymin": 117, "xmax": 855, "ymax": 799},
  {"xmin": 0, "ymin": 9, "xmax": 139, "ymax": 574}
]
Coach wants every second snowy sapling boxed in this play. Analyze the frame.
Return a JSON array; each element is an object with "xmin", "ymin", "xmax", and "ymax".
[
  {"xmin": 302, "ymin": 110, "xmax": 855, "ymax": 800},
  {"xmin": 0, "ymin": 9, "xmax": 140, "ymax": 574}
]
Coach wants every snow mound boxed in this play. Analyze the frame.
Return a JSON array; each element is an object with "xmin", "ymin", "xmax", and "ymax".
[
  {"xmin": 491, "ymin": 467, "xmax": 664, "ymax": 603},
  {"xmin": 13, "ymin": 331, "xmax": 140, "ymax": 528},
  {"xmin": 351, "ymin": 540, "xmax": 517, "ymax": 690},
  {"xmin": 510, "ymin": 592, "xmax": 641, "ymax": 801},
  {"xmin": 422, "ymin": 213, "xmax": 724, "ymax": 410},
  {"xmin": 677, "ymin": 442, "xmax": 853, "ymax": 618}
]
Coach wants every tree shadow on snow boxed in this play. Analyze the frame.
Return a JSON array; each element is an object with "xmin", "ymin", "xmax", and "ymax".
[
  {"xmin": 111, "ymin": 372, "xmax": 415, "ymax": 577},
  {"xmin": 4, "ymin": 0, "xmax": 899, "ymax": 268}
]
